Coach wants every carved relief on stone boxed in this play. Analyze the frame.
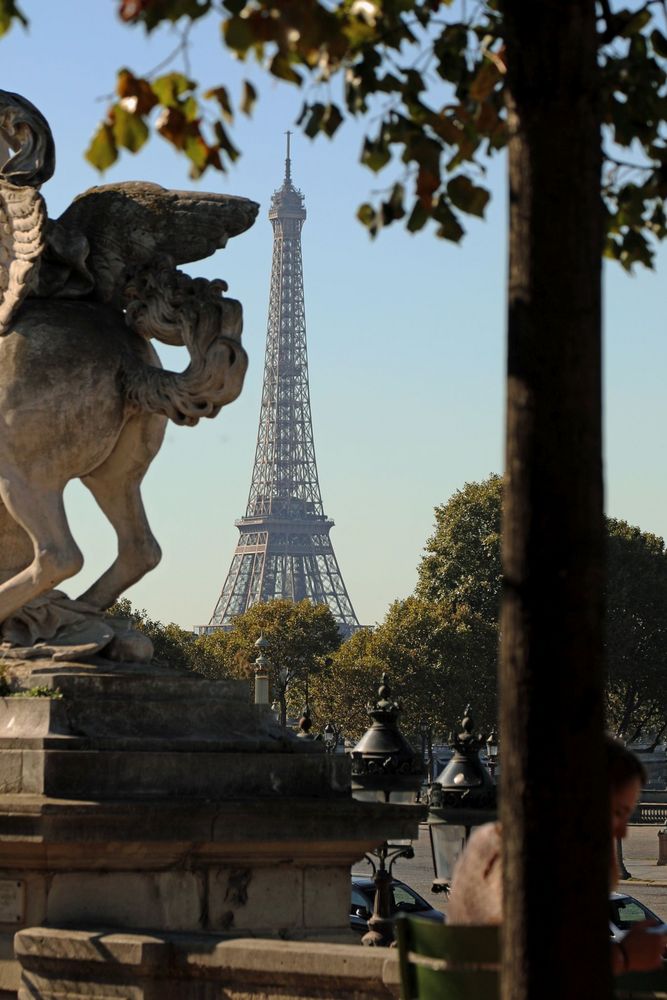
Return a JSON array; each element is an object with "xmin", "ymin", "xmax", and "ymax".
[{"xmin": 0, "ymin": 90, "xmax": 257, "ymax": 663}]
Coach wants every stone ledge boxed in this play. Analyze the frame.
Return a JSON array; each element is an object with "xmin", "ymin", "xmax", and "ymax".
[
  {"xmin": 0, "ymin": 796, "xmax": 422, "ymax": 854},
  {"xmin": 5, "ymin": 748, "xmax": 351, "ymax": 799},
  {"xmin": 15, "ymin": 928, "xmax": 401, "ymax": 1000}
]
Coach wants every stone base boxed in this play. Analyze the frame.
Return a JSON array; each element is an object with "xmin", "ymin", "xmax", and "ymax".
[
  {"xmin": 0, "ymin": 661, "xmax": 423, "ymax": 992},
  {"xmin": 15, "ymin": 927, "xmax": 401, "ymax": 1000}
]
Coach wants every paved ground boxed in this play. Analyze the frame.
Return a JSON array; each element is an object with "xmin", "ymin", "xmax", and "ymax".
[{"xmin": 354, "ymin": 824, "xmax": 667, "ymax": 920}]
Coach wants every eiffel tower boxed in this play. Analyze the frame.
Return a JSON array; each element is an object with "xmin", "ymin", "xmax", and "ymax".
[{"xmin": 206, "ymin": 135, "xmax": 359, "ymax": 635}]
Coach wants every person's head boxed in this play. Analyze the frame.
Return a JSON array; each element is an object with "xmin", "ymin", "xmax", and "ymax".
[{"xmin": 606, "ymin": 736, "xmax": 646, "ymax": 841}]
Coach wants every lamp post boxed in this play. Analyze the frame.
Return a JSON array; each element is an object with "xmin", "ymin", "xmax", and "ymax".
[
  {"xmin": 253, "ymin": 634, "xmax": 270, "ymax": 707},
  {"xmin": 350, "ymin": 673, "xmax": 425, "ymax": 947},
  {"xmin": 427, "ymin": 706, "xmax": 497, "ymax": 895},
  {"xmin": 485, "ymin": 728, "xmax": 499, "ymax": 779},
  {"xmin": 323, "ymin": 722, "xmax": 338, "ymax": 753}
]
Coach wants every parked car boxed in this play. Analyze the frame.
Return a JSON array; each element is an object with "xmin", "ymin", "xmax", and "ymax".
[
  {"xmin": 350, "ymin": 873, "xmax": 445, "ymax": 934},
  {"xmin": 609, "ymin": 891, "xmax": 664, "ymax": 942}
]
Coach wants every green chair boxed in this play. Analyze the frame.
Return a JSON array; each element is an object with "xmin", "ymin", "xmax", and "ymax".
[
  {"xmin": 396, "ymin": 916, "xmax": 500, "ymax": 1000},
  {"xmin": 615, "ymin": 967, "xmax": 667, "ymax": 998},
  {"xmin": 396, "ymin": 916, "xmax": 667, "ymax": 1000}
]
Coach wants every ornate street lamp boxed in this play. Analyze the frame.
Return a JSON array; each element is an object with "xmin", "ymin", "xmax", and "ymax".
[
  {"xmin": 351, "ymin": 673, "xmax": 425, "ymax": 947},
  {"xmin": 253, "ymin": 634, "xmax": 270, "ymax": 706},
  {"xmin": 486, "ymin": 728, "xmax": 499, "ymax": 779},
  {"xmin": 427, "ymin": 706, "xmax": 497, "ymax": 895},
  {"xmin": 323, "ymin": 722, "xmax": 338, "ymax": 753}
]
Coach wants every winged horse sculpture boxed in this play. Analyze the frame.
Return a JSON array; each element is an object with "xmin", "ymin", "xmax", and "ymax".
[{"xmin": 0, "ymin": 91, "xmax": 256, "ymax": 661}]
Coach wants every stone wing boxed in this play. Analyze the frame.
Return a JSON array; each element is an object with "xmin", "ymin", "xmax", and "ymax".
[
  {"xmin": 0, "ymin": 181, "xmax": 47, "ymax": 334},
  {"xmin": 55, "ymin": 182, "xmax": 259, "ymax": 306}
]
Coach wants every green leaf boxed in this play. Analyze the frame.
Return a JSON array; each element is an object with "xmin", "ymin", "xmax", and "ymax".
[
  {"xmin": 407, "ymin": 200, "xmax": 429, "ymax": 233},
  {"xmin": 223, "ymin": 15, "xmax": 254, "ymax": 54},
  {"xmin": 361, "ymin": 135, "xmax": 390, "ymax": 172},
  {"xmin": 619, "ymin": 228, "xmax": 654, "ymax": 270},
  {"xmin": 447, "ymin": 175, "xmax": 490, "ymax": 217},
  {"xmin": 381, "ymin": 183, "xmax": 405, "ymax": 225},
  {"xmin": 357, "ymin": 203, "xmax": 376, "ymax": 227},
  {"xmin": 222, "ymin": 0, "xmax": 245, "ymax": 12},
  {"xmin": 651, "ymin": 29, "xmax": 667, "ymax": 59},
  {"xmin": 240, "ymin": 80, "xmax": 257, "ymax": 116},
  {"xmin": 152, "ymin": 72, "xmax": 194, "ymax": 108},
  {"xmin": 269, "ymin": 52, "xmax": 302, "ymax": 85},
  {"xmin": 619, "ymin": 8, "xmax": 651, "ymax": 37},
  {"xmin": 85, "ymin": 122, "xmax": 118, "ymax": 172},
  {"xmin": 322, "ymin": 104, "xmax": 343, "ymax": 137},
  {"xmin": 303, "ymin": 103, "xmax": 325, "ymax": 138},
  {"xmin": 112, "ymin": 105, "xmax": 149, "ymax": 153},
  {"xmin": 357, "ymin": 202, "xmax": 379, "ymax": 238},
  {"xmin": 182, "ymin": 96, "xmax": 199, "ymax": 123},
  {"xmin": 184, "ymin": 133, "xmax": 210, "ymax": 172},
  {"xmin": 433, "ymin": 195, "xmax": 465, "ymax": 242},
  {"xmin": 0, "ymin": 0, "xmax": 27, "ymax": 37}
]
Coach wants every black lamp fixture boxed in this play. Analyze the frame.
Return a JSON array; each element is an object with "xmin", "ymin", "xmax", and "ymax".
[
  {"xmin": 350, "ymin": 673, "xmax": 425, "ymax": 947},
  {"xmin": 351, "ymin": 673, "xmax": 424, "ymax": 805},
  {"xmin": 485, "ymin": 728, "xmax": 499, "ymax": 779},
  {"xmin": 323, "ymin": 722, "xmax": 338, "ymax": 753},
  {"xmin": 427, "ymin": 706, "xmax": 497, "ymax": 894}
]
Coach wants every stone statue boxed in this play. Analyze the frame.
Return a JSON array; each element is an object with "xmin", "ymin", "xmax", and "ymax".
[{"xmin": 0, "ymin": 91, "xmax": 257, "ymax": 663}]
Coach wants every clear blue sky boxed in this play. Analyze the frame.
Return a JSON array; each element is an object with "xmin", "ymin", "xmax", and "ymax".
[{"xmin": 2, "ymin": 3, "xmax": 665, "ymax": 628}]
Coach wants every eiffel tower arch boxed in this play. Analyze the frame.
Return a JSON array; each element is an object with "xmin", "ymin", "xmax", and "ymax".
[{"xmin": 205, "ymin": 136, "xmax": 359, "ymax": 636}]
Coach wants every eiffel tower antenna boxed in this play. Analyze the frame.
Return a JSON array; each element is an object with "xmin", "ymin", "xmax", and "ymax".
[{"xmin": 205, "ymin": 137, "xmax": 359, "ymax": 635}]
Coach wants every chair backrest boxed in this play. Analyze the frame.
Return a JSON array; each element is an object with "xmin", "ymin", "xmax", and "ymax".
[
  {"xmin": 614, "ymin": 966, "xmax": 667, "ymax": 998},
  {"xmin": 396, "ymin": 915, "xmax": 667, "ymax": 999},
  {"xmin": 396, "ymin": 916, "xmax": 500, "ymax": 1000}
]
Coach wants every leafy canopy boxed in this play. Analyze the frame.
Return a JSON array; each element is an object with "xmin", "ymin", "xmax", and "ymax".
[
  {"xmin": 417, "ymin": 473, "xmax": 502, "ymax": 624},
  {"xmin": 195, "ymin": 599, "xmax": 342, "ymax": 721},
  {"xmin": 2, "ymin": 1, "xmax": 666, "ymax": 267},
  {"xmin": 417, "ymin": 475, "xmax": 667, "ymax": 740},
  {"xmin": 308, "ymin": 595, "xmax": 498, "ymax": 744}
]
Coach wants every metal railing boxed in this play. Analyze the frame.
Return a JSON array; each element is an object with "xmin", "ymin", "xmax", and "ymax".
[{"xmin": 631, "ymin": 803, "xmax": 667, "ymax": 825}]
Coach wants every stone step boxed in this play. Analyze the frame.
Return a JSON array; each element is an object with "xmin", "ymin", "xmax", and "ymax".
[{"xmin": 1, "ymin": 666, "xmax": 310, "ymax": 746}]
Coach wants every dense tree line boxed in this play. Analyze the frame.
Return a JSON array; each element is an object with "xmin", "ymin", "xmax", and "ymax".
[{"xmin": 115, "ymin": 476, "xmax": 667, "ymax": 749}]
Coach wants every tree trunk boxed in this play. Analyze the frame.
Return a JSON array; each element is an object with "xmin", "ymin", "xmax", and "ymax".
[{"xmin": 500, "ymin": 3, "xmax": 609, "ymax": 998}]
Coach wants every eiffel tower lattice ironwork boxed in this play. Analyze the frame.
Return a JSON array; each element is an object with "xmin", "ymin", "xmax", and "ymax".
[{"xmin": 207, "ymin": 135, "xmax": 359, "ymax": 634}]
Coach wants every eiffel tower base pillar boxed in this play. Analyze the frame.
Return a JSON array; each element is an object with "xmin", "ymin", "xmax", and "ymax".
[{"xmin": 0, "ymin": 660, "xmax": 420, "ymax": 997}]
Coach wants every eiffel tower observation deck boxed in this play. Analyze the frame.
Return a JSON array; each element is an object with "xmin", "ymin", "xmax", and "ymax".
[{"xmin": 206, "ymin": 136, "xmax": 359, "ymax": 635}]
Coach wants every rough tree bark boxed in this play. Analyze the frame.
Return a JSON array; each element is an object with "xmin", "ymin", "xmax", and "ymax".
[{"xmin": 500, "ymin": 2, "xmax": 610, "ymax": 998}]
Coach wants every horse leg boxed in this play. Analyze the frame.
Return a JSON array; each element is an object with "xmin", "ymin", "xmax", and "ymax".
[
  {"xmin": 77, "ymin": 413, "xmax": 165, "ymax": 610},
  {"xmin": 0, "ymin": 496, "xmax": 32, "ymax": 587},
  {"xmin": 0, "ymin": 471, "xmax": 83, "ymax": 622}
]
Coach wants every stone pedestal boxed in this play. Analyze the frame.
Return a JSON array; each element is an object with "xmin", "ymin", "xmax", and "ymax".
[{"xmin": 0, "ymin": 660, "xmax": 421, "ymax": 996}]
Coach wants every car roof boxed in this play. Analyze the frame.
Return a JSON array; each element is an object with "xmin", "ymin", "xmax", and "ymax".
[
  {"xmin": 351, "ymin": 874, "xmax": 377, "ymax": 888},
  {"xmin": 351, "ymin": 873, "xmax": 410, "ymax": 887},
  {"xmin": 351, "ymin": 873, "xmax": 421, "ymax": 896}
]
